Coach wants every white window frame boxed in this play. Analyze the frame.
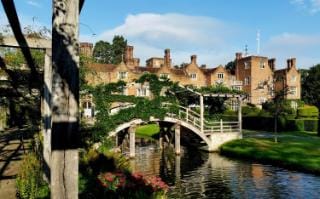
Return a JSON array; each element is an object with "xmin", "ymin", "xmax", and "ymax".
[
  {"xmin": 159, "ymin": 73, "xmax": 170, "ymax": 80},
  {"xmin": 118, "ymin": 71, "xmax": 128, "ymax": 80},
  {"xmin": 217, "ymin": 73, "xmax": 224, "ymax": 79},
  {"xmin": 190, "ymin": 73, "xmax": 197, "ymax": 80},
  {"xmin": 244, "ymin": 77, "xmax": 250, "ymax": 85},
  {"xmin": 291, "ymin": 101, "xmax": 298, "ymax": 110},
  {"xmin": 137, "ymin": 87, "xmax": 149, "ymax": 97}
]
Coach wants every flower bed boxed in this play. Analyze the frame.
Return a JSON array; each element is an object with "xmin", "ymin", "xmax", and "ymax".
[{"xmin": 98, "ymin": 171, "xmax": 168, "ymax": 198}]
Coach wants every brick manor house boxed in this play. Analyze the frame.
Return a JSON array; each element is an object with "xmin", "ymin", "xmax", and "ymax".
[{"xmin": 80, "ymin": 42, "xmax": 301, "ymax": 114}]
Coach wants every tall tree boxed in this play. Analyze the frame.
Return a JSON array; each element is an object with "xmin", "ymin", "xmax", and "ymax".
[
  {"xmin": 111, "ymin": 35, "xmax": 127, "ymax": 64},
  {"xmin": 301, "ymin": 65, "xmax": 320, "ymax": 108},
  {"xmin": 92, "ymin": 35, "xmax": 127, "ymax": 64},
  {"xmin": 301, "ymin": 64, "xmax": 320, "ymax": 135},
  {"xmin": 92, "ymin": 40, "xmax": 111, "ymax": 63}
]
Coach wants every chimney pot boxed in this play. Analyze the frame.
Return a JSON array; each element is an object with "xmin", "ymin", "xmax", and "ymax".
[{"xmin": 236, "ymin": 52, "xmax": 242, "ymax": 60}]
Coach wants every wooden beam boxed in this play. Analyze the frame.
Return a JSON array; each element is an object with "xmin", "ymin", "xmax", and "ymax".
[{"xmin": 0, "ymin": 36, "xmax": 51, "ymax": 49}]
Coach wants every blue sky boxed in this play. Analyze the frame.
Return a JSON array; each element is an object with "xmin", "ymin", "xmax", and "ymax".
[{"xmin": 1, "ymin": 0, "xmax": 320, "ymax": 69}]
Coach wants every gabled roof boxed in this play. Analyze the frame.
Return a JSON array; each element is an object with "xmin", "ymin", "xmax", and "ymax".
[
  {"xmin": 169, "ymin": 68, "xmax": 186, "ymax": 76},
  {"xmin": 134, "ymin": 66, "xmax": 160, "ymax": 73}
]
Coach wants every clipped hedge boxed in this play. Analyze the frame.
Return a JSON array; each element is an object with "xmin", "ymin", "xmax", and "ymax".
[
  {"xmin": 242, "ymin": 116, "xmax": 318, "ymax": 132},
  {"xmin": 297, "ymin": 105, "xmax": 319, "ymax": 118},
  {"xmin": 243, "ymin": 116, "xmax": 274, "ymax": 131},
  {"xmin": 286, "ymin": 119, "xmax": 318, "ymax": 132}
]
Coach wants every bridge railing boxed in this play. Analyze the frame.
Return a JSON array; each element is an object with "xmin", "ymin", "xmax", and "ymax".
[
  {"xmin": 162, "ymin": 103, "xmax": 240, "ymax": 134},
  {"xmin": 203, "ymin": 120, "xmax": 239, "ymax": 134}
]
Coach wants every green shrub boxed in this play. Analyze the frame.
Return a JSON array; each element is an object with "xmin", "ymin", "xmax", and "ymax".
[
  {"xmin": 286, "ymin": 119, "xmax": 318, "ymax": 132},
  {"xmin": 242, "ymin": 106, "xmax": 260, "ymax": 116},
  {"xmin": 304, "ymin": 119, "xmax": 318, "ymax": 132},
  {"xmin": 297, "ymin": 105, "xmax": 319, "ymax": 118},
  {"xmin": 16, "ymin": 153, "xmax": 49, "ymax": 199},
  {"xmin": 223, "ymin": 109, "xmax": 237, "ymax": 116}
]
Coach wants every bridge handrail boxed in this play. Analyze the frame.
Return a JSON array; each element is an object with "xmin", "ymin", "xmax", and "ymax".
[{"xmin": 162, "ymin": 103, "xmax": 239, "ymax": 133}]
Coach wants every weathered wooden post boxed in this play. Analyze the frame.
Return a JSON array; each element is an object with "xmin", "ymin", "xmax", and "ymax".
[
  {"xmin": 200, "ymin": 95, "xmax": 204, "ymax": 133},
  {"xmin": 129, "ymin": 125, "xmax": 136, "ymax": 158},
  {"xmin": 43, "ymin": 48, "xmax": 52, "ymax": 180},
  {"xmin": 175, "ymin": 123, "xmax": 181, "ymax": 155},
  {"xmin": 51, "ymin": 0, "xmax": 79, "ymax": 198}
]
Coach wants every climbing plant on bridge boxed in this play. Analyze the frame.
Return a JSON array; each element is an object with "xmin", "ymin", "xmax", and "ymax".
[
  {"xmin": 86, "ymin": 73, "xmax": 245, "ymax": 142},
  {"xmin": 87, "ymin": 74, "xmax": 178, "ymax": 141}
]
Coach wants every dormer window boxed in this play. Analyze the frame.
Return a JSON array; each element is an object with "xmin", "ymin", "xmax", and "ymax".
[
  {"xmin": 291, "ymin": 75, "xmax": 296, "ymax": 82},
  {"xmin": 118, "ymin": 71, "xmax": 128, "ymax": 80},
  {"xmin": 217, "ymin": 73, "xmax": 224, "ymax": 79},
  {"xmin": 190, "ymin": 73, "xmax": 197, "ymax": 80}
]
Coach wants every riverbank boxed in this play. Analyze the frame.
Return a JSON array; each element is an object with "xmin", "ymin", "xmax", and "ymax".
[
  {"xmin": 220, "ymin": 130, "xmax": 320, "ymax": 175},
  {"xmin": 136, "ymin": 124, "xmax": 160, "ymax": 138}
]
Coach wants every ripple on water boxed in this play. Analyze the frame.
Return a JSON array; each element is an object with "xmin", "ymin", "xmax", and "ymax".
[{"xmin": 130, "ymin": 143, "xmax": 320, "ymax": 199}]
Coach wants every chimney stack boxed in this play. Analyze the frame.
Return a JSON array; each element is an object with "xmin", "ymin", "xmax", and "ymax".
[
  {"xmin": 236, "ymin": 52, "xmax": 242, "ymax": 60},
  {"xmin": 164, "ymin": 49, "xmax": 171, "ymax": 67},
  {"xmin": 268, "ymin": 58, "xmax": 276, "ymax": 71},
  {"xmin": 125, "ymin": 46, "xmax": 134, "ymax": 63},
  {"xmin": 191, "ymin": 55, "xmax": 197, "ymax": 64},
  {"xmin": 287, "ymin": 59, "xmax": 292, "ymax": 69},
  {"xmin": 291, "ymin": 58, "xmax": 296, "ymax": 68}
]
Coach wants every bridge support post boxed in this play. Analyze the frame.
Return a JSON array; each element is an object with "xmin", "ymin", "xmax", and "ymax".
[
  {"xmin": 175, "ymin": 124, "xmax": 181, "ymax": 155},
  {"xmin": 200, "ymin": 95, "xmax": 204, "ymax": 133},
  {"xmin": 238, "ymin": 97, "xmax": 242, "ymax": 134},
  {"xmin": 115, "ymin": 135, "xmax": 118, "ymax": 147},
  {"xmin": 129, "ymin": 125, "xmax": 136, "ymax": 158}
]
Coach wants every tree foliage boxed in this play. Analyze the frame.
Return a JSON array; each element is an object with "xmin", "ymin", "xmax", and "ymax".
[
  {"xmin": 92, "ymin": 35, "xmax": 127, "ymax": 64},
  {"xmin": 4, "ymin": 49, "xmax": 45, "ymax": 69},
  {"xmin": 225, "ymin": 60, "xmax": 236, "ymax": 74},
  {"xmin": 302, "ymin": 64, "xmax": 320, "ymax": 108}
]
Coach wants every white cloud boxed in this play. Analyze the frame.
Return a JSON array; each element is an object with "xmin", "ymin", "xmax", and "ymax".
[
  {"xmin": 26, "ymin": 0, "xmax": 41, "ymax": 8},
  {"xmin": 92, "ymin": 13, "xmax": 237, "ymax": 67},
  {"xmin": 264, "ymin": 33, "xmax": 320, "ymax": 68},
  {"xmin": 80, "ymin": 13, "xmax": 319, "ymax": 68},
  {"xmin": 290, "ymin": 0, "xmax": 320, "ymax": 14}
]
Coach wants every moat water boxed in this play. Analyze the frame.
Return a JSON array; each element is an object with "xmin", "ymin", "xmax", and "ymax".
[{"xmin": 127, "ymin": 140, "xmax": 320, "ymax": 199}]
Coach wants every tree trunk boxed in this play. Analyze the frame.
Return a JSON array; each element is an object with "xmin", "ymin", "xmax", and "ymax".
[{"xmin": 51, "ymin": 1, "xmax": 79, "ymax": 198}]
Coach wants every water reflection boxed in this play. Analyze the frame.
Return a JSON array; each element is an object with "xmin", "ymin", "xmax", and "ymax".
[{"xmin": 130, "ymin": 142, "xmax": 320, "ymax": 199}]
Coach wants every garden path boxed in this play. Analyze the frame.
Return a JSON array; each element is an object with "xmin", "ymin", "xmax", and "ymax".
[{"xmin": 0, "ymin": 128, "xmax": 31, "ymax": 199}]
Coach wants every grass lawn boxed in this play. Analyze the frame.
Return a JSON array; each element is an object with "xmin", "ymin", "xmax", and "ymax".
[
  {"xmin": 135, "ymin": 124, "xmax": 160, "ymax": 138},
  {"xmin": 220, "ymin": 130, "xmax": 320, "ymax": 175}
]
